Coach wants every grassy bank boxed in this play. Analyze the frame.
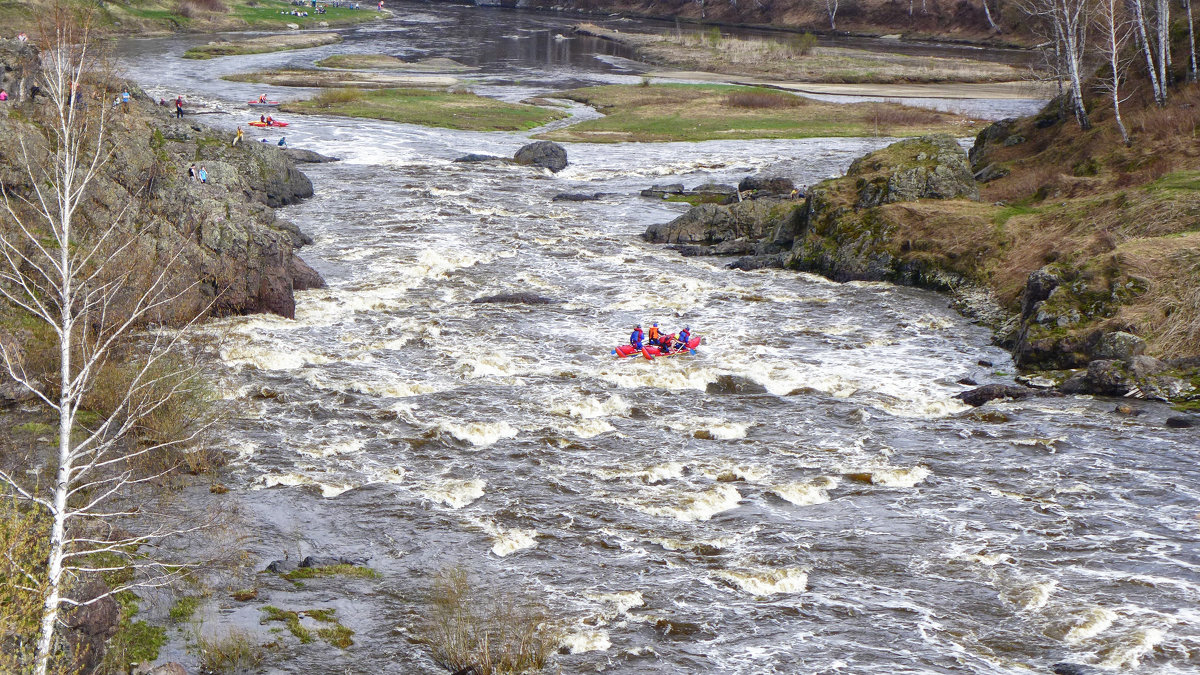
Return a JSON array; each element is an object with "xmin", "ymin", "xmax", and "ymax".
[
  {"xmin": 0, "ymin": 0, "xmax": 382, "ymax": 35},
  {"xmin": 225, "ymin": 68, "xmax": 457, "ymax": 88},
  {"xmin": 537, "ymin": 83, "xmax": 979, "ymax": 143},
  {"xmin": 315, "ymin": 54, "xmax": 479, "ymax": 71},
  {"xmin": 280, "ymin": 88, "xmax": 567, "ymax": 131},
  {"xmin": 184, "ymin": 32, "xmax": 342, "ymax": 59},
  {"xmin": 573, "ymin": 23, "xmax": 1032, "ymax": 85}
]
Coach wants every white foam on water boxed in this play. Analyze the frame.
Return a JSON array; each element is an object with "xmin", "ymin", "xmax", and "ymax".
[
  {"xmin": 562, "ymin": 418, "xmax": 617, "ymax": 438},
  {"xmin": 1065, "ymin": 607, "xmax": 1117, "ymax": 642},
  {"xmin": 436, "ymin": 420, "xmax": 519, "ymax": 447},
  {"xmin": 297, "ymin": 439, "xmax": 365, "ymax": 459},
  {"xmin": 560, "ymin": 628, "xmax": 611, "ymax": 654},
  {"xmin": 648, "ymin": 533, "xmax": 738, "ymax": 553},
  {"xmin": 478, "ymin": 520, "xmax": 537, "ymax": 557},
  {"xmin": 713, "ymin": 567, "xmax": 808, "ymax": 596},
  {"xmin": 632, "ymin": 484, "xmax": 742, "ymax": 522},
  {"xmin": 867, "ymin": 466, "xmax": 931, "ymax": 488},
  {"xmin": 666, "ymin": 418, "xmax": 753, "ymax": 440},
  {"xmin": 256, "ymin": 472, "xmax": 354, "ymax": 498},
  {"xmin": 452, "ymin": 351, "xmax": 523, "ymax": 378},
  {"xmin": 698, "ymin": 462, "xmax": 770, "ymax": 483},
  {"xmin": 586, "ymin": 591, "xmax": 645, "ymax": 615},
  {"xmin": 220, "ymin": 342, "xmax": 333, "ymax": 371},
  {"xmin": 998, "ymin": 577, "xmax": 1057, "ymax": 611},
  {"xmin": 422, "ymin": 478, "xmax": 486, "ymax": 509},
  {"xmin": 551, "ymin": 395, "xmax": 631, "ymax": 420},
  {"xmin": 1100, "ymin": 627, "xmax": 1167, "ymax": 668},
  {"xmin": 1011, "ymin": 437, "xmax": 1067, "ymax": 451},
  {"xmin": 595, "ymin": 461, "xmax": 685, "ymax": 484},
  {"xmin": 771, "ymin": 477, "xmax": 839, "ymax": 506}
]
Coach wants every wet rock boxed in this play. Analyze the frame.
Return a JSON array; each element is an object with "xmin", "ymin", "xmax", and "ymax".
[
  {"xmin": 300, "ymin": 555, "xmax": 368, "ymax": 568},
  {"xmin": 955, "ymin": 384, "xmax": 1047, "ymax": 407},
  {"xmin": 644, "ymin": 199, "xmax": 798, "ymax": 246},
  {"xmin": 1126, "ymin": 354, "xmax": 1165, "ymax": 379},
  {"xmin": 705, "ymin": 375, "xmax": 768, "ymax": 395},
  {"xmin": 727, "ymin": 253, "xmax": 786, "ymax": 270},
  {"xmin": 265, "ymin": 559, "xmax": 297, "ymax": 574},
  {"xmin": 640, "ymin": 183, "xmax": 685, "ymax": 198},
  {"xmin": 973, "ymin": 163, "xmax": 1009, "ymax": 183},
  {"xmin": 471, "ymin": 292, "xmax": 558, "ymax": 304},
  {"xmin": 551, "ymin": 192, "xmax": 602, "ymax": 201},
  {"xmin": 654, "ymin": 617, "xmax": 704, "ymax": 636},
  {"xmin": 1058, "ymin": 370, "xmax": 1088, "ymax": 394},
  {"xmin": 956, "ymin": 377, "xmax": 978, "ymax": 386},
  {"xmin": 1050, "ymin": 663, "xmax": 1093, "ymax": 675},
  {"xmin": 1113, "ymin": 403, "xmax": 1140, "ymax": 416},
  {"xmin": 285, "ymin": 148, "xmax": 340, "ymax": 164},
  {"xmin": 1093, "ymin": 331, "xmax": 1146, "ymax": 360},
  {"xmin": 738, "ymin": 175, "xmax": 795, "ymax": 195},
  {"xmin": 453, "ymin": 153, "xmax": 506, "ymax": 163},
  {"xmin": 147, "ymin": 664, "xmax": 188, "ymax": 675},
  {"xmin": 1166, "ymin": 415, "xmax": 1197, "ymax": 428},
  {"xmin": 977, "ymin": 359, "xmax": 994, "ymax": 367},
  {"xmin": 961, "ymin": 409, "xmax": 1011, "ymax": 423},
  {"xmin": 513, "ymin": 141, "xmax": 567, "ymax": 172},
  {"xmin": 1084, "ymin": 359, "xmax": 1133, "ymax": 396}
]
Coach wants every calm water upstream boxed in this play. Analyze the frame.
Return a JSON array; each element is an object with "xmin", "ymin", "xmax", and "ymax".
[{"xmin": 115, "ymin": 4, "xmax": 1199, "ymax": 673}]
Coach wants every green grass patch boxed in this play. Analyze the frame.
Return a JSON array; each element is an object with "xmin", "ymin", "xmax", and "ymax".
[
  {"xmin": 14, "ymin": 422, "xmax": 53, "ymax": 434},
  {"xmin": 1145, "ymin": 170, "xmax": 1200, "ymax": 193},
  {"xmin": 260, "ymin": 606, "xmax": 313, "ymax": 643},
  {"xmin": 317, "ymin": 624, "xmax": 354, "ymax": 649},
  {"xmin": 281, "ymin": 88, "xmax": 565, "ymax": 132},
  {"xmin": 281, "ymin": 564, "xmax": 380, "ymax": 580},
  {"xmin": 538, "ymin": 84, "xmax": 975, "ymax": 143},
  {"xmin": 169, "ymin": 595, "xmax": 202, "ymax": 623}
]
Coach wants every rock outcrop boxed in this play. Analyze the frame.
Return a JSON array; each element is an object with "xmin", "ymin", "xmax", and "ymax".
[
  {"xmin": 0, "ymin": 95, "xmax": 323, "ymax": 322},
  {"xmin": 643, "ymin": 199, "xmax": 798, "ymax": 247},
  {"xmin": 513, "ymin": 141, "xmax": 567, "ymax": 172}
]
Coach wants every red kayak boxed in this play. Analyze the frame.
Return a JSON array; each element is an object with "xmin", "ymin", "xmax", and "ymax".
[
  {"xmin": 613, "ymin": 335, "xmax": 701, "ymax": 360},
  {"xmin": 249, "ymin": 121, "xmax": 288, "ymax": 128}
]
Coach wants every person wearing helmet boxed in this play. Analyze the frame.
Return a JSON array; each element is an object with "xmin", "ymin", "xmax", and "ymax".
[
  {"xmin": 647, "ymin": 321, "xmax": 661, "ymax": 346},
  {"xmin": 630, "ymin": 324, "xmax": 644, "ymax": 350},
  {"xmin": 678, "ymin": 326, "xmax": 691, "ymax": 346}
]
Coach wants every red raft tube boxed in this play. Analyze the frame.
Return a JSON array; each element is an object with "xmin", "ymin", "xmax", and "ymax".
[{"xmin": 612, "ymin": 335, "xmax": 701, "ymax": 360}]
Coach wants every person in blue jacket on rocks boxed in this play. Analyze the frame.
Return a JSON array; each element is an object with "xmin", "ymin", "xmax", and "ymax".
[{"xmin": 630, "ymin": 324, "xmax": 644, "ymax": 350}]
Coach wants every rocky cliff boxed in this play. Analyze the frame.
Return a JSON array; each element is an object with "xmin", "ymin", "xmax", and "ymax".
[
  {"xmin": 0, "ymin": 80, "xmax": 323, "ymax": 322},
  {"xmin": 645, "ymin": 130, "xmax": 1200, "ymax": 406}
]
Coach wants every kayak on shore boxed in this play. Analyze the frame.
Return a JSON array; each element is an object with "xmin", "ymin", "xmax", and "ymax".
[
  {"xmin": 248, "ymin": 101, "xmax": 281, "ymax": 107},
  {"xmin": 249, "ymin": 120, "xmax": 289, "ymax": 127},
  {"xmin": 613, "ymin": 335, "xmax": 701, "ymax": 360}
]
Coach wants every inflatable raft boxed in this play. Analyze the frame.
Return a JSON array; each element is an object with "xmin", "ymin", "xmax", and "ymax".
[
  {"xmin": 249, "ymin": 121, "xmax": 288, "ymax": 127},
  {"xmin": 613, "ymin": 335, "xmax": 701, "ymax": 360}
]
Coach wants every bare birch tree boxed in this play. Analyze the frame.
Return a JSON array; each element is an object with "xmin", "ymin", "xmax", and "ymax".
[
  {"xmin": 1130, "ymin": 0, "xmax": 1167, "ymax": 103},
  {"xmin": 1097, "ymin": 0, "xmax": 1134, "ymax": 143},
  {"xmin": 1020, "ymin": 0, "xmax": 1092, "ymax": 127},
  {"xmin": 826, "ymin": 0, "xmax": 841, "ymax": 30},
  {"xmin": 0, "ymin": 9, "xmax": 211, "ymax": 673}
]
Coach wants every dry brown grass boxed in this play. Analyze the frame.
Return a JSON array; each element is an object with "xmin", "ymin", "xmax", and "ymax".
[
  {"xmin": 723, "ymin": 90, "xmax": 805, "ymax": 109},
  {"xmin": 1115, "ymin": 235, "xmax": 1200, "ymax": 358},
  {"xmin": 417, "ymin": 568, "xmax": 562, "ymax": 675}
]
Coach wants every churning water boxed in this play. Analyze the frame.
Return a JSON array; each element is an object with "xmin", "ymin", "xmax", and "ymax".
[{"xmin": 117, "ymin": 4, "xmax": 1199, "ymax": 673}]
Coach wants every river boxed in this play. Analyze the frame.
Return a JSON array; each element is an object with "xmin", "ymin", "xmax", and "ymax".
[{"xmin": 114, "ymin": 3, "xmax": 1200, "ymax": 673}]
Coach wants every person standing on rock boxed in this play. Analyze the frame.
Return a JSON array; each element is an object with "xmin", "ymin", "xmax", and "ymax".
[
  {"xmin": 0, "ymin": 90, "xmax": 7, "ymax": 102},
  {"xmin": 175, "ymin": 96, "xmax": 184, "ymax": 118},
  {"xmin": 199, "ymin": 166, "xmax": 208, "ymax": 184},
  {"xmin": 232, "ymin": 126, "xmax": 243, "ymax": 147},
  {"xmin": 188, "ymin": 164, "xmax": 196, "ymax": 182}
]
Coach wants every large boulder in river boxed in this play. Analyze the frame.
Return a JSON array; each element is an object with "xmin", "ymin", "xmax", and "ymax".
[
  {"xmin": 513, "ymin": 141, "xmax": 567, "ymax": 172},
  {"xmin": 848, "ymin": 134, "xmax": 979, "ymax": 208},
  {"xmin": 643, "ymin": 199, "xmax": 800, "ymax": 247},
  {"xmin": 738, "ymin": 175, "xmax": 795, "ymax": 195}
]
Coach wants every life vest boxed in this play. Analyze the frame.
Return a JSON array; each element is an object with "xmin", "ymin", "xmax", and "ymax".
[
  {"xmin": 679, "ymin": 330, "xmax": 690, "ymax": 344},
  {"xmin": 647, "ymin": 326, "xmax": 660, "ymax": 341}
]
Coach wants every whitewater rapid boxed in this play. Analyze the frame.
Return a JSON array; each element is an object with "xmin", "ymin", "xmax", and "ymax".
[{"xmin": 117, "ymin": 5, "xmax": 1200, "ymax": 673}]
